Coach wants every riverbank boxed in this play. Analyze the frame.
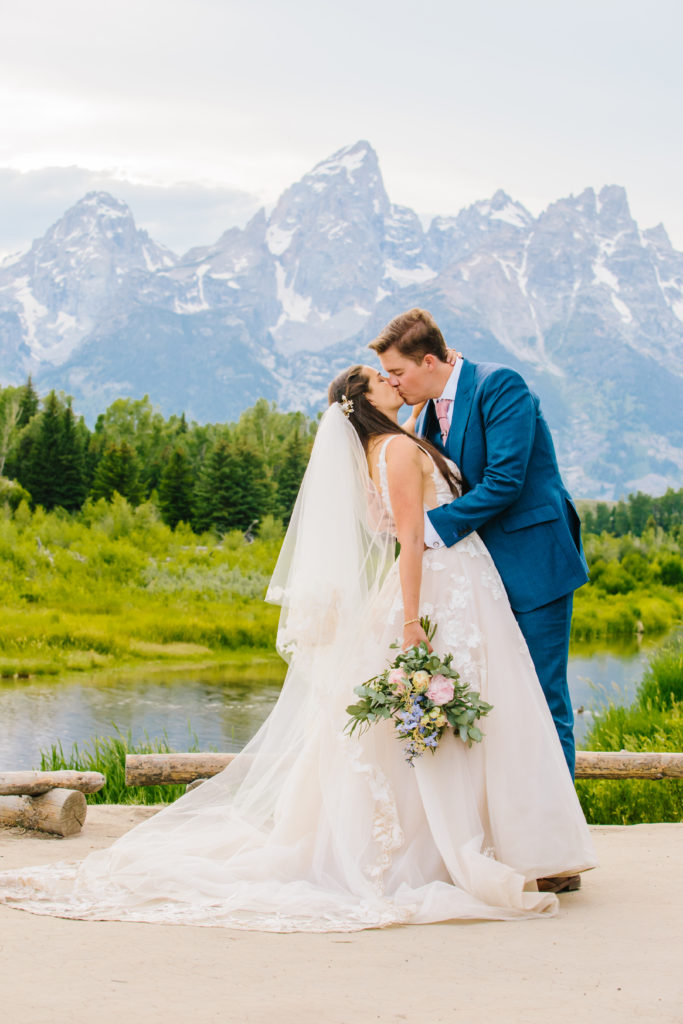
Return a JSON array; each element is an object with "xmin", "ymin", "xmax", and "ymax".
[{"xmin": 0, "ymin": 807, "xmax": 680, "ymax": 1023}]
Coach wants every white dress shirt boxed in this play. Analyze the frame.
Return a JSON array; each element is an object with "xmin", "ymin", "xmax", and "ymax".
[{"xmin": 423, "ymin": 358, "xmax": 462, "ymax": 549}]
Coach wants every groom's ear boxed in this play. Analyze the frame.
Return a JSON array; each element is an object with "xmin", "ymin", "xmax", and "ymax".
[{"xmin": 422, "ymin": 354, "xmax": 437, "ymax": 370}]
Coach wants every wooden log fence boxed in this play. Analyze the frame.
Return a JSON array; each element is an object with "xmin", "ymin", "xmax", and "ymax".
[
  {"xmin": 125, "ymin": 750, "xmax": 683, "ymax": 787},
  {"xmin": 1, "ymin": 753, "xmax": 680, "ymax": 836}
]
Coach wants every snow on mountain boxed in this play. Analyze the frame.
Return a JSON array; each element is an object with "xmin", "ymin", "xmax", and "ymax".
[
  {"xmin": 0, "ymin": 144, "xmax": 682, "ymax": 498},
  {"xmin": 0, "ymin": 192, "xmax": 177, "ymax": 367}
]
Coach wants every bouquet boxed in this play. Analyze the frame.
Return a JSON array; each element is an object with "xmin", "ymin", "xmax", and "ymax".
[{"xmin": 345, "ymin": 618, "xmax": 493, "ymax": 765}]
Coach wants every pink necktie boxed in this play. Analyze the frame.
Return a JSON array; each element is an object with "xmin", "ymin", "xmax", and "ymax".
[{"xmin": 435, "ymin": 398, "xmax": 452, "ymax": 444}]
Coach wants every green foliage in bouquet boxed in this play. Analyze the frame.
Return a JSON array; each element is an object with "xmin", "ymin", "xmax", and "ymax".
[{"xmin": 345, "ymin": 618, "xmax": 493, "ymax": 764}]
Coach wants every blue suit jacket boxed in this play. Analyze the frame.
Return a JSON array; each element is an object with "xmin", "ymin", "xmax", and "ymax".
[{"xmin": 418, "ymin": 359, "xmax": 589, "ymax": 613}]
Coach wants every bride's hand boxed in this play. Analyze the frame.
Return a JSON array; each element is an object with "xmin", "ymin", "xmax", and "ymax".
[
  {"xmin": 403, "ymin": 402, "xmax": 426, "ymax": 435},
  {"xmin": 445, "ymin": 348, "xmax": 462, "ymax": 365},
  {"xmin": 403, "ymin": 620, "xmax": 433, "ymax": 652}
]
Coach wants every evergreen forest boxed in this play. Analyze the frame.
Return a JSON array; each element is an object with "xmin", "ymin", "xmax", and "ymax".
[{"xmin": 0, "ymin": 378, "xmax": 316, "ymax": 532}]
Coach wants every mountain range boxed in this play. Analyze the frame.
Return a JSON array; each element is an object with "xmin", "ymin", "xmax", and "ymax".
[{"xmin": 1, "ymin": 140, "xmax": 682, "ymax": 499}]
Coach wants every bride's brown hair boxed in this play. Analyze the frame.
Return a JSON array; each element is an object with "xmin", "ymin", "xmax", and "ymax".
[{"xmin": 328, "ymin": 365, "xmax": 460, "ymax": 496}]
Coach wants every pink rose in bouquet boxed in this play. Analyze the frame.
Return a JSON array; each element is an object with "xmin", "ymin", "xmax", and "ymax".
[
  {"xmin": 426, "ymin": 673, "xmax": 455, "ymax": 706},
  {"xmin": 387, "ymin": 668, "xmax": 409, "ymax": 693}
]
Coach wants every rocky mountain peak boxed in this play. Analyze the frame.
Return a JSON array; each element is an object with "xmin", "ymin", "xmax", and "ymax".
[
  {"xmin": 643, "ymin": 224, "xmax": 673, "ymax": 251},
  {"xmin": 427, "ymin": 190, "xmax": 533, "ymax": 270},
  {"xmin": 24, "ymin": 190, "xmax": 176, "ymax": 276},
  {"xmin": 0, "ymin": 144, "xmax": 681, "ymax": 499},
  {"xmin": 596, "ymin": 184, "xmax": 633, "ymax": 223},
  {"xmin": 0, "ymin": 190, "xmax": 177, "ymax": 369},
  {"xmin": 305, "ymin": 140, "xmax": 381, "ymax": 189}
]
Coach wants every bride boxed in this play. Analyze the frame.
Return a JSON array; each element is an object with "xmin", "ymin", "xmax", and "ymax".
[{"xmin": 0, "ymin": 366, "xmax": 596, "ymax": 930}]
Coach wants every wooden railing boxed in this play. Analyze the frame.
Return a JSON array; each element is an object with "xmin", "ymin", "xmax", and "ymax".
[{"xmin": 124, "ymin": 751, "xmax": 683, "ymax": 786}]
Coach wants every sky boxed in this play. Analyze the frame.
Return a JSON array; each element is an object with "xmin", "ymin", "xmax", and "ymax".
[{"xmin": 1, "ymin": 0, "xmax": 682, "ymax": 256}]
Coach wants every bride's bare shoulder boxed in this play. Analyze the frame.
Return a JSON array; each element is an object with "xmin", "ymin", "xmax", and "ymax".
[
  {"xmin": 369, "ymin": 433, "xmax": 414, "ymax": 456},
  {"xmin": 381, "ymin": 434, "xmax": 424, "ymax": 467},
  {"xmin": 367, "ymin": 434, "xmax": 414, "ymax": 479}
]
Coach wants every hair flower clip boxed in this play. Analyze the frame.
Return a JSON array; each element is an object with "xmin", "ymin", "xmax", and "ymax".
[{"xmin": 339, "ymin": 394, "xmax": 354, "ymax": 417}]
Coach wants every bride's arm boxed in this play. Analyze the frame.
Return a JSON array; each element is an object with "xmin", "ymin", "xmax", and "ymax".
[{"xmin": 385, "ymin": 437, "xmax": 432, "ymax": 651}]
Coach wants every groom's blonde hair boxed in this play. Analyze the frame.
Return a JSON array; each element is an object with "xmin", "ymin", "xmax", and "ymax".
[{"xmin": 369, "ymin": 308, "xmax": 447, "ymax": 363}]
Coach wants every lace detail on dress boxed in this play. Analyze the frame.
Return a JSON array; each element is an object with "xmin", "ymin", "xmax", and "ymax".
[{"xmin": 339, "ymin": 731, "xmax": 405, "ymax": 893}]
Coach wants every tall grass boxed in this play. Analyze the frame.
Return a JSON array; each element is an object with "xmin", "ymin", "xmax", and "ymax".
[
  {"xmin": 577, "ymin": 634, "xmax": 683, "ymax": 824},
  {"xmin": 38, "ymin": 727, "xmax": 200, "ymax": 804}
]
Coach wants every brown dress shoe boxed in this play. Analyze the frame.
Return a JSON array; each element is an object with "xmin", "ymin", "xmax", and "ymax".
[{"xmin": 536, "ymin": 874, "xmax": 581, "ymax": 893}]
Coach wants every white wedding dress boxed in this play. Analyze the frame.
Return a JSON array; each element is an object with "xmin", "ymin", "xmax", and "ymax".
[{"xmin": 0, "ymin": 409, "xmax": 596, "ymax": 930}]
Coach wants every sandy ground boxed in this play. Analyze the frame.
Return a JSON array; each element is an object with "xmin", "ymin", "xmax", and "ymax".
[{"xmin": 0, "ymin": 808, "xmax": 681, "ymax": 1024}]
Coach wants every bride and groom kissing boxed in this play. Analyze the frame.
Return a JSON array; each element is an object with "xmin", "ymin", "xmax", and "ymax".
[
  {"xmin": 370, "ymin": 308, "xmax": 588, "ymax": 781},
  {"xmin": 0, "ymin": 307, "xmax": 596, "ymax": 929}
]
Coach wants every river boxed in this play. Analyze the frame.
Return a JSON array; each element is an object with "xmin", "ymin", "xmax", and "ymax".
[{"xmin": 0, "ymin": 634, "xmax": 673, "ymax": 770}]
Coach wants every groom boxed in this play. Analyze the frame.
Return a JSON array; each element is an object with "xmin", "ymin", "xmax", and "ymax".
[{"xmin": 370, "ymin": 308, "xmax": 589, "ymax": 781}]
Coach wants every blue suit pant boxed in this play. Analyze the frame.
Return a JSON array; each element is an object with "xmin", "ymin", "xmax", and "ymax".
[{"xmin": 513, "ymin": 594, "xmax": 575, "ymax": 777}]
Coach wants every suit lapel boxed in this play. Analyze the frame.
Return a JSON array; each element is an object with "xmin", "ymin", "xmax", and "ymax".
[{"xmin": 447, "ymin": 359, "xmax": 476, "ymax": 468}]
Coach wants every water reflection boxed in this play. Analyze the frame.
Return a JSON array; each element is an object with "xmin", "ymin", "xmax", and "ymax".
[
  {"xmin": 568, "ymin": 636, "xmax": 655, "ymax": 744},
  {"xmin": 0, "ymin": 666, "xmax": 285, "ymax": 771},
  {"xmin": 0, "ymin": 632, "xmax": 676, "ymax": 769}
]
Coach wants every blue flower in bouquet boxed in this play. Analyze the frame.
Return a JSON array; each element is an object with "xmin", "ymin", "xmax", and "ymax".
[{"xmin": 345, "ymin": 617, "xmax": 493, "ymax": 765}]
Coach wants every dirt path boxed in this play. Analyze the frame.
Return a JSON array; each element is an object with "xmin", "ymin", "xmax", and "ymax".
[{"xmin": 0, "ymin": 808, "xmax": 680, "ymax": 1023}]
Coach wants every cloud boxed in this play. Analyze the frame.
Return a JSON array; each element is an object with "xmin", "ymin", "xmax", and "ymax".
[{"xmin": 0, "ymin": 167, "xmax": 261, "ymax": 258}]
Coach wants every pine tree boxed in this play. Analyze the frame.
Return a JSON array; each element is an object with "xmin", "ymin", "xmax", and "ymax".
[
  {"xmin": 159, "ymin": 448, "xmax": 194, "ymax": 528},
  {"xmin": 24, "ymin": 391, "xmax": 63, "ymax": 509},
  {"xmin": 90, "ymin": 441, "xmax": 141, "ymax": 504},
  {"xmin": 275, "ymin": 432, "xmax": 309, "ymax": 524},
  {"xmin": 17, "ymin": 376, "xmax": 39, "ymax": 428},
  {"xmin": 229, "ymin": 443, "xmax": 273, "ymax": 531},
  {"xmin": 192, "ymin": 439, "xmax": 233, "ymax": 533},
  {"xmin": 58, "ymin": 403, "xmax": 88, "ymax": 511},
  {"xmin": 192, "ymin": 439, "xmax": 271, "ymax": 535}
]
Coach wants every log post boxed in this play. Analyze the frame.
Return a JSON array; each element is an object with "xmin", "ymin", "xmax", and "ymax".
[
  {"xmin": 0, "ymin": 789, "xmax": 88, "ymax": 836},
  {"xmin": 0, "ymin": 770, "xmax": 105, "ymax": 796}
]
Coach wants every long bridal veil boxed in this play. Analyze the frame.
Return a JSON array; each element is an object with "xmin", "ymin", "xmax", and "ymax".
[{"xmin": 0, "ymin": 404, "xmax": 406, "ymax": 929}]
